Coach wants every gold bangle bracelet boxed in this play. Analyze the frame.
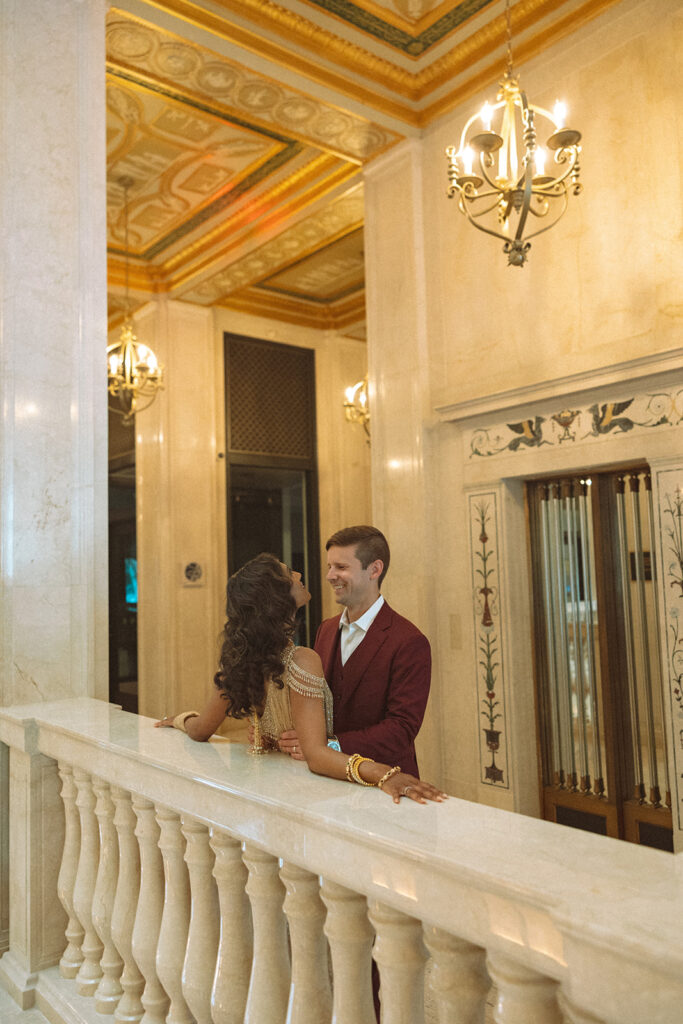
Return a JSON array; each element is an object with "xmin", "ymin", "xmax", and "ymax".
[
  {"xmin": 377, "ymin": 765, "xmax": 401, "ymax": 789},
  {"xmin": 346, "ymin": 753, "xmax": 375, "ymax": 786}
]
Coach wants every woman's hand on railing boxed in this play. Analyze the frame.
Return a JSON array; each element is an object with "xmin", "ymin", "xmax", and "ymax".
[{"xmin": 380, "ymin": 772, "xmax": 448, "ymax": 805}]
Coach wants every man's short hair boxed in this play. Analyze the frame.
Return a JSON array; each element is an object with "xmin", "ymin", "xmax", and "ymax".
[{"xmin": 326, "ymin": 525, "xmax": 390, "ymax": 587}]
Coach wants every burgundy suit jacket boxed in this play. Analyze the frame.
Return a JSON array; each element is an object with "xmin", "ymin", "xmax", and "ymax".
[{"xmin": 314, "ymin": 601, "xmax": 431, "ymax": 777}]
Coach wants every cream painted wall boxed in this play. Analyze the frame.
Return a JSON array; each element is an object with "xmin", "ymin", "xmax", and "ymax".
[
  {"xmin": 133, "ymin": 302, "xmax": 370, "ymax": 725},
  {"xmin": 364, "ymin": 0, "xmax": 683, "ymax": 813}
]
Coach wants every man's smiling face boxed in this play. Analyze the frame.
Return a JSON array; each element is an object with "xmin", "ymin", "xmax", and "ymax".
[{"xmin": 326, "ymin": 544, "xmax": 381, "ymax": 620}]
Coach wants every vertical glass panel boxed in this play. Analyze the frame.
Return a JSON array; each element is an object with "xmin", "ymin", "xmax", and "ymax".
[
  {"xmin": 230, "ymin": 466, "xmax": 311, "ymax": 645},
  {"xmin": 622, "ymin": 471, "xmax": 669, "ymax": 806},
  {"xmin": 536, "ymin": 479, "xmax": 606, "ymax": 796}
]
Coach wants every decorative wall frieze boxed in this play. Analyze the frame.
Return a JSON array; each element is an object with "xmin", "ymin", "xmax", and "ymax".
[
  {"xmin": 465, "ymin": 384, "xmax": 683, "ymax": 461},
  {"xmin": 468, "ymin": 491, "xmax": 510, "ymax": 788}
]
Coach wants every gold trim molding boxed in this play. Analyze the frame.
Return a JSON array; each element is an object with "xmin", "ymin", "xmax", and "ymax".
[
  {"xmin": 137, "ymin": 0, "xmax": 626, "ymax": 123},
  {"xmin": 218, "ymin": 284, "xmax": 366, "ymax": 330}
]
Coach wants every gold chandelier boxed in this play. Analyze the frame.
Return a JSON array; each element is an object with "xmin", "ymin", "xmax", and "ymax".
[
  {"xmin": 107, "ymin": 177, "xmax": 164, "ymax": 424},
  {"xmin": 445, "ymin": 0, "xmax": 582, "ymax": 266},
  {"xmin": 343, "ymin": 376, "xmax": 370, "ymax": 439}
]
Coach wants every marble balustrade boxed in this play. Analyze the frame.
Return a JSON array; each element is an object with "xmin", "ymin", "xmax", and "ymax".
[{"xmin": 0, "ymin": 699, "xmax": 682, "ymax": 1024}]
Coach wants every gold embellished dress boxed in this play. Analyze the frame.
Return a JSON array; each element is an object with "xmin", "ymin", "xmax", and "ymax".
[{"xmin": 258, "ymin": 642, "xmax": 334, "ymax": 746}]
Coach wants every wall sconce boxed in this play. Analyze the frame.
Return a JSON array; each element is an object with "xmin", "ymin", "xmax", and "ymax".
[{"xmin": 343, "ymin": 376, "xmax": 370, "ymax": 440}]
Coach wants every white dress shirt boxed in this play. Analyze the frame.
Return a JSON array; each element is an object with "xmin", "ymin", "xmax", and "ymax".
[{"xmin": 338, "ymin": 594, "xmax": 385, "ymax": 665}]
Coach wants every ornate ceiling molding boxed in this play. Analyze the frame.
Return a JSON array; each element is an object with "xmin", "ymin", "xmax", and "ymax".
[
  {"xmin": 218, "ymin": 284, "xmax": 366, "ymax": 330},
  {"xmin": 180, "ymin": 189, "xmax": 364, "ymax": 303},
  {"xmin": 126, "ymin": 0, "xmax": 625, "ymax": 124},
  {"xmin": 108, "ymin": 8, "xmax": 409, "ymax": 141}
]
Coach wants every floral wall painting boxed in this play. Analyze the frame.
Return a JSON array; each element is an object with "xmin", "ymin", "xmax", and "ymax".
[{"xmin": 470, "ymin": 492, "xmax": 510, "ymax": 788}]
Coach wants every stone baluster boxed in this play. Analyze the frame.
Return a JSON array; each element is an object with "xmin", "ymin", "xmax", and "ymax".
[
  {"xmin": 281, "ymin": 861, "xmax": 332, "ymax": 1024},
  {"xmin": 320, "ymin": 878, "xmax": 375, "ymax": 1024},
  {"xmin": 73, "ymin": 767, "xmax": 103, "ymax": 996},
  {"xmin": 132, "ymin": 794, "xmax": 169, "ymax": 1024},
  {"xmin": 209, "ymin": 829, "xmax": 252, "ymax": 1024},
  {"xmin": 486, "ymin": 952, "xmax": 561, "ymax": 1024},
  {"xmin": 111, "ymin": 786, "xmax": 144, "ymax": 1024},
  {"xmin": 57, "ymin": 762, "xmax": 84, "ymax": 979},
  {"xmin": 92, "ymin": 777, "xmax": 123, "ymax": 1014},
  {"xmin": 181, "ymin": 816, "xmax": 219, "ymax": 1024},
  {"xmin": 156, "ymin": 806, "xmax": 193, "ymax": 1024},
  {"xmin": 558, "ymin": 990, "xmax": 606, "ymax": 1024},
  {"xmin": 243, "ymin": 843, "xmax": 290, "ymax": 1024},
  {"xmin": 423, "ymin": 928, "xmax": 490, "ymax": 1024},
  {"xmin": 369, "ymin": 900, "xmax": 427, "ymax": 1024}
]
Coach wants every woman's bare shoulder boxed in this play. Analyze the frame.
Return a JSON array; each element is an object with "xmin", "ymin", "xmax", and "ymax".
[{"xmin": 291, "ymin": 645, "xmax": 324, "ymax": 677}]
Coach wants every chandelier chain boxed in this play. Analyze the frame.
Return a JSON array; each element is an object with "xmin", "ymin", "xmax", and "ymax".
[
  {"xmin": 120, "ymin": 176, "xmax": 133, "ymax": 321},
  {"xmin": 505, "ymin": 0, "xmax": 514, "ymax": 75}
]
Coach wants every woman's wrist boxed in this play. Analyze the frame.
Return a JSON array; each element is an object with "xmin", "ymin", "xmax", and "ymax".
[{"xmin": 173, "ymin": 710, "xmax": 199, "ymax": 732}]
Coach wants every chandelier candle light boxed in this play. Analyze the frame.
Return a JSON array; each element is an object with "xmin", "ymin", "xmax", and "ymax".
[
  {"xmin": 445, "ymin": 0, "xmax": 582, "ymax": 266},
  {"xmin": 107, "ymin": 177, "xmax": 164, "ymax": 423}
]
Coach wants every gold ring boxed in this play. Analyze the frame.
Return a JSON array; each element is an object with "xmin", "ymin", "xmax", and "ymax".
[{"xmin": 402, "ymin": 786, "xmax": 412, "ymax": 796}]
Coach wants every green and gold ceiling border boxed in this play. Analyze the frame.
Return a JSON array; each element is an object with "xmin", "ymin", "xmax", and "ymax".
[{"xmin": 301, "ymin": 0, "xmax": 494, "ymax": 56}]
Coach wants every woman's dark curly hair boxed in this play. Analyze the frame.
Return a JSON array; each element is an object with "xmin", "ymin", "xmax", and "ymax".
[{"xmin": 214, "ymin": 553, "xmax": 296, "ymax": 719}]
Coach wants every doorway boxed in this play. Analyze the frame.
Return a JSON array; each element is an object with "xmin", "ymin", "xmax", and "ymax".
[
  {"xmin": 224, "ymin": 333, "xmax": 322, "ymax": 645},
  {"xmin": 526, "ymin": 466, "xmax": 672, "ymax": 850}
]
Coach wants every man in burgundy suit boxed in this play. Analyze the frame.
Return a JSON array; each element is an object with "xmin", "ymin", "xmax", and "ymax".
[{"xmin": 279, "ymin": 525, "xmax": 431, "ymax": 777}]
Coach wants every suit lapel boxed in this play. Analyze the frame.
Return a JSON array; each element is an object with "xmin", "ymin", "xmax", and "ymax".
[
  {"xmin": 337, "ymin": 602, "xmax": 393, "ymax": 708},
  {"xmin": 318, "ymin": 615, "xmax": 342, "ymax": 680}
]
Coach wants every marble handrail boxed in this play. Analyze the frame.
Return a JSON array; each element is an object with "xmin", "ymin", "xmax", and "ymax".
[{"xmin": 1, "ymin": 697, "xmax": 682, "ymax": 1024}]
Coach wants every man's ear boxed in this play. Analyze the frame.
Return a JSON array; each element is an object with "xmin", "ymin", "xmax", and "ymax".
[{"xmin": 368, "ymin": 559, "xmax": 383, "ymax": 581}]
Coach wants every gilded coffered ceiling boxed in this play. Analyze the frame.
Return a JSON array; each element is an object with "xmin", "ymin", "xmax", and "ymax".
[{"xmin": 107, "ymin": 0, "xmax": 621, "ymax": 334}]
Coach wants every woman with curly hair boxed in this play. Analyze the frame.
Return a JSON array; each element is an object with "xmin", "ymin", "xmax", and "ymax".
[{"xmin": 156, "ymin": 553, "xmax": 445, "ymax": 804}]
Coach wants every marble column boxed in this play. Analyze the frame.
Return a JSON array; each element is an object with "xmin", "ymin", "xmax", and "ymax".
[
  {"xmin": 0, "ymin": 0, "xmax": 108, "ymax": 973},
  {"xmin": 133, "ymin": 300, "xmax": 224, "ymax": 720},
  {"xmin": 0, "ymin": 0, "xmax": 108, "ymax": 708},
  {"xmin": 363, "ymin": 140, "xmax": 440, "ymax": 785}
]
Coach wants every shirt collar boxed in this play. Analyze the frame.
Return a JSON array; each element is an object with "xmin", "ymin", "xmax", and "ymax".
[{"xmin": 339, "ymin": 594, "xmax": 385, "ymax": 632}]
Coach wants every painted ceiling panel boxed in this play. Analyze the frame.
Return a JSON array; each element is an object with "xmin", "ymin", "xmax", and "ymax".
[
  {"xmin": 257, "ymin": 227, "xmax": 365, "ymax": 302},
  {"xmin": 107, "ymin": 0, "xmax": 617, "ymax": 336},
  {"xmin": 107, "ymin": 78, "xmax": 289, "ymax": 256}
]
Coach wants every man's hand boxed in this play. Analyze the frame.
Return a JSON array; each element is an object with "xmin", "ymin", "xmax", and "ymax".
[
  {"xmin": 245, "ymin": 724, "xmax": 305, "ymax": 758},
  {"xmin": 278, "ymin": 729, "xmax": 306, "ymax": 760}
]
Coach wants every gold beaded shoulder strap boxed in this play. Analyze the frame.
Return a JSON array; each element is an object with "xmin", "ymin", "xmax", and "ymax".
[{"xmin": 283, "ymin": 645, "xmax": 325, "ymax": 699}]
